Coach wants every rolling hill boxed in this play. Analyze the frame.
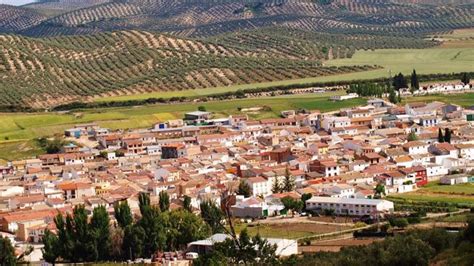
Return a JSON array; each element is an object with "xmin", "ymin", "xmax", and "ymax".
[
  {"xmin": 0, "ymin": 30, "xmax": 378, "ymax": 109},
  {"xmin": 0, "ymin": 0, "xmax": 471, "ymax": 109},
  {"xmin": 0, "ymin": 0, "xmax": 471, "ymax": 38}
]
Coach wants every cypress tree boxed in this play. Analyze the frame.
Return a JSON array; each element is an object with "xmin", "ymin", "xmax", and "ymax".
[
  {"xmin": 438, "ymin": 128, "xmax": 444, "ymax": 143},
  {"xmin": 461, "ymin": 72, "xmax": 470, "ymax": 85},
  {"xmin": 410, "ymin": 69, "xmax": 419, "ymax": 93},
  {"xmin": 444, "ymin": 128, "xmax": 451, "ymax": 143},
  {"xmin": 389, "ymin": 88, "xmax": 398, "ymax": 104}
]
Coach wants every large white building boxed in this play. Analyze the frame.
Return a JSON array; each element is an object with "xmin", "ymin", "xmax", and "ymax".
[
  {"xmin": 305, "ymin": 197, "xmax": 394, "ymax": 216},
  {"xmin": 187, "ymin": 234, "xmax": 298, "ymax": 257}
]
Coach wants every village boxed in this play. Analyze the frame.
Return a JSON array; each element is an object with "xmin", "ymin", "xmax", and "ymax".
[{"xmin": 1, "ymin": 83, "xmax": 474, "ymax": 263}]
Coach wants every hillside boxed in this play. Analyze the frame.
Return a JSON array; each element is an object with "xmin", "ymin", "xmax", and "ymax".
[
  {"xmin": 0, "ymin": 30, "xmax": 377, "ymax": 109},
  {"xmin": 0, "ymin": 4, "xmax": 46, "ymax": 33},
  {"xmin": 0, "ymin": 0, "xmax": 470, "ymax": 38}
]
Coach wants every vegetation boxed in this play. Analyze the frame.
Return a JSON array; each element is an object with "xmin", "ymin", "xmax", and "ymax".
[
  {"xmin": 284, "ymin": 219, "xmax": 474, "ymax": 266},
  {"xmin": 43, "ymin": 193, "xmax": 211, "ymax": 263},
  {"xmin": 0, "ymin": 236, "xmax": 16, "ymax": 266},
  {"xmin": 237, "ymin": 180, "xmax": 251, "ymax": 198},
  {"xmin": 0, "ymin": 30, "xmax": 376, "ymax": 109}
]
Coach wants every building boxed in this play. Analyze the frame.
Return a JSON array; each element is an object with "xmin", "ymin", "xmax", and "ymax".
[
  {"xmin": 184, "ymin": 111, "xmax": 211, "ymax": 124},
  {"xmin": 187, "ymin": 234, "xmax": 298, "ymax": 257},
  {"xmin": 305, "ymin": 197, "xmax": 394, "ymax": 216}
]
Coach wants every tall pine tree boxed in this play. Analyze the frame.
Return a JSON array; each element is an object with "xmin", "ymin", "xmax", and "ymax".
[
  {"xmin": 438, "ymin": 128, "xmax": 444, "ymax": 143},
  {"xmin": 410, "ymin": 69, "xmax": 419, "ymax": 93},
  {"xmin": 461, "ymin": 72, "xmax": 470, "ymax": 85},
  {"xmin": 444, "ymin": 128, "xmax": 451, "ymax": 143}
]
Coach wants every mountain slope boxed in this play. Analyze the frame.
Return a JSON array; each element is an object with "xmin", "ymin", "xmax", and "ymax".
[
  {"xmin": 0, "ymin": 30, "xmax": 377, "ymax": 108},
  {"xmin": 6, "ymin": 0, "xmax": 473, "ymax": 38},
  {"xmin": 0, "ymin": 4, "xmax": 46, "ymax": 33}
]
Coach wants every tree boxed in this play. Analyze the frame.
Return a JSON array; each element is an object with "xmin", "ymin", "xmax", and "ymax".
[
  {"xmin": 90, "ymin": 205, "xmax": 111, "ymax": 261},
  {"xmin": 388, "ymin": 88, "xmax": 398, "ymax": 104},
  {"xmin": 114, "ymin": 201, "xmax": 133, "ymax": 228},
  {"xmin": 444, "ymin": 128, "xmax": 451, "ymax": 143},
  {"xmin": 71, "ymin": 205, "xmax": 97, "ymax": 262},
  {"xmin": 374, "ymin": 183, "xmax": 386, "ymax": 199},
  {"xmin": 463, "ymin": 216, "xmax": 474, "ymax": 242},
  {"xmin": 159, "ymin": 191, "xmax": 170, "ymax": 212},
  {"xmin": 438, "ymin": 128, "xmax": 444, "ymax": 143},
  {"xmin": 167, "ymin": 209, "xmax": 211, "ymax": 250},
  {"xmin": 281, "ymin": 196, "xmax": 303, "ymax": 216},
  {"xmin": 138, "ymin": 192, "xmax": 151, "ymax": 216},
  {"xmin": 410, "ymin": 69, "xmax": 419, "ymax": 93},
  {"xmin": 392, "ymin": 72, "xmax": 408, "ymax": 90},
  {"xmin": 110, "ymin": 226, "xmax": 124, "ymax": 260},
  {"xmin": 283, "ymin": 167, "xmax": 295, "ymax": 192},
  {"xmin": 195, "ymin": 229, "xmax": 277, "ymax": 265},
  {"xmin": 198, "ymin": 106, "xmax": 206, "ymax": 112},
  {"xmin": 389, "ymin": 217, "xmax": 409, "ymax": 228},
  {"xmin": 461, "ymin": 72, "xmax": 470, "ymax": 85},
  {"xmin": 137, "ymin": 205, "xmax": 167, "ymax": 257},
  {"xmin": 397, "ymin": 90, "xmax": 402, "ymax": 103},
  {"xmin": 271, "ymin": 178, "xmax": 282, "ymax": 193},
  {"xmin": 200, "ymin": 200, "xmax": 224, "ymax": 234},
  {"xmin": 407, "ymin": 132, "xmax": 418, "ymax": 141},
  {"xmin": 42, "ymin": 229, "xmax": 59, "ymax": 264},
  {"xmin": 237, "ymin": 180, "xmax": 252, "ymax": 197},
  {"xmin": 122, "ymin": 225, "xmax": 145, "ymax": 260},
  {"xmin": 183, "ymin": 195, "xmax": 192, "ymax": 212},
  {"xmin": 0, "ymin": 236, "xmax": 16, "ymax": 266},
  {"xmin": 301, "ymin": 193, "xmax": 312, "ymax": 211}
]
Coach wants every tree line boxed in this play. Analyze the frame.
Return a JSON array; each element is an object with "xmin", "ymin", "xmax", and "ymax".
[
  {"xmin": 42, "ymin": 192, "xmax": 211, "ymax": 263},
  {"xmin": 48, "ymin": 71, "xmax": 473, "ymax": 112}
]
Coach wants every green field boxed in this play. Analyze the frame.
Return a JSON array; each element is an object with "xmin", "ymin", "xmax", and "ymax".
[
  {"xmin": 402, "ymin": 93, "xmax": 474, "ymax": 107},
  {"xmin": 326, "ymin": 48, "xmax": 474, "ymax": 78},
  {"xmin": 422, "ymin": 182, "xmax": 474, "ymax": 195},
  {"xmin": 388, "ymin": 182, "xmax": 474, "ymax": 206},
  {"xmin": 96, "ymin": 47, "xmax": 474, "ymax": 103}
]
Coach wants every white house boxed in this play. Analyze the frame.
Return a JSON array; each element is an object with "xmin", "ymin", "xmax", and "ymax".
[
  {"xmin": 402, "ymin": 141, "xmax": 429, "ymax": 155},
  {"xmin": 245, "ymin": 176, "xmax": 271, "ymax": 197},
  {"xmin": 305, "ymin": 197, "xmax": 394, "ymax": 216}
]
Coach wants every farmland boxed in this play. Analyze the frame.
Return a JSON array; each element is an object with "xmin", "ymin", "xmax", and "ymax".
[
  {"xmin": 402, "ymin": 92, "xmax": 474, "ymax": 107},
  {"xmin": 233, "ymin": 221, "xmax": 353, "ymax": 240},
  {"xmin": 388, "ymin": 182, "xmax": 474, "ymax": 206},
  {"xmin": 0, "ymin": 30, "xmax": 378, "ymax": 108},
  {"xmin": 325, "ymin": 47, "xmax": 474, "ymax": 80}
]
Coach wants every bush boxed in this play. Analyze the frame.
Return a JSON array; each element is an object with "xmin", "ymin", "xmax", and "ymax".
[{"xmin": 389, "ymin": 218, "xmax": 409, "ymax": 228}]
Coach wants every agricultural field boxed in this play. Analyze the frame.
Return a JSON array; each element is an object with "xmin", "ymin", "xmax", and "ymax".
[
  {"xmin": 402, "ymin": 92, "xmax": 474, "ymax": 107},
  {"xmin": 2, "ymin": 0, "xmax": 471, "ymax": 38},
  {"xmin": 0, "ymin": 30, "xmax": 377, "ymax": 108},
  {"xmin": 434, "ymin": 28, "xmax": 474, "ymax": 48},
  {"xmin": 233, "ymin": 222, "xmax": 353, "ymax": 240},
  {"xmin": 325, "ymin": 47, "xmax": 474, "ymax": 80},
  {"xmin": 388, "ymin": 182, "xmax": 474, "ymax": 206}
]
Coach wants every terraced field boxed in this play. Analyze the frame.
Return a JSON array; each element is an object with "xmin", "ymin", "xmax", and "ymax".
[
  {"xmin": 0, "ymin": 0, "xmax": 472, "ymax": 38},
  {"xmin": 0, "ymin": 30, "xmax": 377, "ymax": 108}
]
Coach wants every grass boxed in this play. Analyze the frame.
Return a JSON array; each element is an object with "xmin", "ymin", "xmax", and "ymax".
[
  {"xmin": 388, "ymin": 182, "xmax": 474, "ymax": 205},
  {"xmin": 0, "ymin": 140, "xmax": 44, "ymax": 161},
  {"xmin": 388, "ymin": 194, "xmax": 474, "ymax": 205},
  {"xmin": 326, "ymin": 47, "xmax": 474, "ymax": 78},
  {"xmin": 233, "ymin": 222, "xmax": 351, "ymax": 240},
  {"xmin": 422, "ymin": 182, "xmax": 474, "ymax": 195},
  {"xmin": 402, "ymin": 93, "xmax": 474, "ymax": 107}
]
